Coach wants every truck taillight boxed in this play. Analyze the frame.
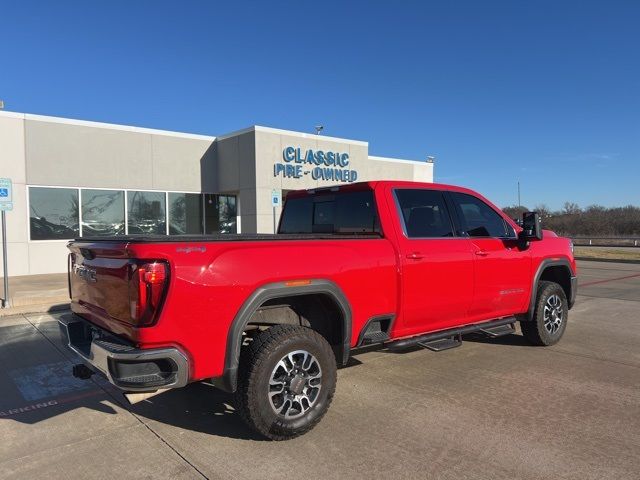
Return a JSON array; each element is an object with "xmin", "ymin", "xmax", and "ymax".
[
  {"xmin": 143, "ymin": 263, "xmax": 166, "ymax": 284},
  {"xmin": 130, "ymin": 261, "xmax": 169, "ymax": 326}
]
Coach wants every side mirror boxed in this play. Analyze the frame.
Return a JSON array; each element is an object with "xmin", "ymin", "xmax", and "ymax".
[{"xmin": 519, "ymin": 211, "xmax": 543, "ymax": 241}]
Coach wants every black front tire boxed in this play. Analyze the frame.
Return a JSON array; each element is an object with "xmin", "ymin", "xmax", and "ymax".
[
  {"xmin": 521, "ymin": 280, "xmax": 568, "ymax": 346},
  {"xmin": 235, "ymin": 324, "xmax": 337, "ymax": 440}
]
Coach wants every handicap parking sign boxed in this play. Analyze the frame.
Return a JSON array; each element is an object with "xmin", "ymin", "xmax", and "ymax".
[
  {"xmin": 0, "ymin": 178, "xmax": 13, "ymax": 211},
  {"xmin": 271, "ymin": 189, "xmax": 281, "ymax": 207}
]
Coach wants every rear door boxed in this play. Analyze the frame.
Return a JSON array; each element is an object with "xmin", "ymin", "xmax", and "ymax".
[
  {"xmin": 391, "ymin": 188, "xmax": 475, "ymax": 337},
  {"xmin": 447, "ymin": 191, "xmax": 531, "ymax": 319}
]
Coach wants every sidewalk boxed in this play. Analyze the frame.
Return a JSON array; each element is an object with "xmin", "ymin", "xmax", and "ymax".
[{"xmin": 0, "ymin": 273, "xmax": 69, "ymax": 316}]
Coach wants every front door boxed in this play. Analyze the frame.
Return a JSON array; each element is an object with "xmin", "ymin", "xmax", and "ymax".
[
  {"xmin": 391, "ymin": 188, "xmax": 475, "ymax": 337},
  {"xmin": 448, "ymin": 191, "xmax": 531, "ymax": 320}
]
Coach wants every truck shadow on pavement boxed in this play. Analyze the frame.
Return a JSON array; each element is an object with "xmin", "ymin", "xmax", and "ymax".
[
  {"xmin": 462, "ymin": 331, "xmax": 533, "ymax": 347},
  {"xmin": 129, "ymin": 383, "xmax": 266, "ymax": 441},
  {"xmin": 0, "ymin": 321, "xmax": 265, "ymax": 441}
]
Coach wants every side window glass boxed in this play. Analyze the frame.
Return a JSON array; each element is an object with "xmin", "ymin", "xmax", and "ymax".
[
  {"xmin": 451, "ymin": 192, "xmax": 509, "ymax": 238},
  {"xmin": 395, "ymin": 189, "xmax": 454, "ymax": 238}
]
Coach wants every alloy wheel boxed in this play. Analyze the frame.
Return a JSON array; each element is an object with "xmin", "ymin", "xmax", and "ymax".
[
  {"xmin": 543, "ymin": 294, "xmax": 564, "ymax": 335},
  {"xmin": 268, "ymin": 350, "xmax": 322, "ymax": 419}
]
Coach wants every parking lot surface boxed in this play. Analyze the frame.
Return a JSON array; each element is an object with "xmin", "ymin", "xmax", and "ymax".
[{"xmin": 1, "ymin": 260, "xmax": 638, "ymax": 480}]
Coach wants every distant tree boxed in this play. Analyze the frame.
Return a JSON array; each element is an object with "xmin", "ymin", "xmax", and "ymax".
[
  {"xmin": 534, "ymin": 204, "xmax": 551, "ymax": 218},
  {"xmin": 562, "ymin": 202, "xmax": 581, "ymax": 215},
  {"xmin": 535, "ymin": 204, "xmax": 640, "ymax": 237},
  {"xmin": 502, "ymin": 205, "xmax": 528, "ymax": 221},
  {"xmin": 585, "ymin": 204, "xmax": 606, "ymax": 213},
  {"xmin": 506, "ymin": 201, "xmax": 640, "ymax": 236}
]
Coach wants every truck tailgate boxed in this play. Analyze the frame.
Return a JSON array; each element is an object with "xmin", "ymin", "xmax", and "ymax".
[{"xmin": 68, "ymin": 241, "xmax": 134, "ymax": 337}]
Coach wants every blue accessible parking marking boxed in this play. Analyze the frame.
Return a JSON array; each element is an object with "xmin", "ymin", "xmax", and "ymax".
[{"xmin": 9, "ymin": 361, "xmax": 93, "ymax": 402}]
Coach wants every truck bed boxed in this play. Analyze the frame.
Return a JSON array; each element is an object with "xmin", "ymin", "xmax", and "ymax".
[{"xmin": 74, "ymin": 233, "xmax": 382, "ymax": 243}]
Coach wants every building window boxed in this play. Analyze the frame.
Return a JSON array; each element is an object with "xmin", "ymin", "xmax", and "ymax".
[
  {"xmin": 168, "ymin": 193, "xmax": 203, "ymax": 235},
  {"xmin": 81, "ymin": 189, "xmax": 125, "ymax": 237},
  {"xmin": 203, "ymin": 194, "xmax": 237, "ymax": 234},
  {"xmin": 127, "ymin": 191, "xmax": 166, "ymax": 235},
  {"xmin": 218, "ymin": 195, "xmax": 237, "ymax": 234},
  {"xmin": 28, "ymin": 187, "xmax": 235, "ymax": 239},
  {"xmin": 29, "ymin": 187, "xmax": 79, "ymax": 240}
]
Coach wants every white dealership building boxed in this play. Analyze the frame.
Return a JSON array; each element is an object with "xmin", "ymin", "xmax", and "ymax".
[{"xmin": 0, "ymin": 110, "xmax": 433, "ymax": 276}]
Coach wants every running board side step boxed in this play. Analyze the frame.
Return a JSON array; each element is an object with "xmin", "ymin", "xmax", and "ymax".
[
  {"xmin": 386, "ymin": 316, "xmax": 516, "ymax": 351},
  {"xmin": 417, "ymin": 334, "xmax": 462, "ymax": 351},
  {"xmin": 479, "ymin": 323, "xmax": 515, "ymax": 338}
]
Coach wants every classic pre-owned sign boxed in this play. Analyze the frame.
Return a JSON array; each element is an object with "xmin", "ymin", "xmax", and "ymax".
[{"xmin": 274, "ymin": 147, "xmax": 358, "ymax": 183}]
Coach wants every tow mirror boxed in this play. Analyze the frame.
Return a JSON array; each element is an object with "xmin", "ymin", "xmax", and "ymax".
[{"xmin": 519, "ymin": 211, "xmax": 543, "ymax": 241}]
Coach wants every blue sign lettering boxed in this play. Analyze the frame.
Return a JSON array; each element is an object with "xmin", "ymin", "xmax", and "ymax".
[
  {"xmin": 274, "ymin": 147, "xmax": 357, "ymax": 183},
  {"xmin": 283, "ymin": 146, "xmax": 295, "ymax": 162}
]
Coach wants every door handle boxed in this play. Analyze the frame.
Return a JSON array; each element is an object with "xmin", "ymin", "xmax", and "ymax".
[
  {"xmin": 475, "ymin": 250, "xmax": 489, "ymax": 256},
  {"xmin": 406, "ymin": 252, "xmax": 425, "ymax": 260}
]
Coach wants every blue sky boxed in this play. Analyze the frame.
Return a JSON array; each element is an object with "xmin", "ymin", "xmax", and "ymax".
[{"xmin": 1, "ymin": 0, "xmax": 638, "ymax": 209}]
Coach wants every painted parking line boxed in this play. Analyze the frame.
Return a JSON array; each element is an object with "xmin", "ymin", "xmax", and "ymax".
[
  {"xmin": 580, "ymin": 273, "xmax": 640, "ymax": 288},
  {"xmin": 0, "ymin": 389, "xmax": 103, "ymax": 418},
  {"xmin": 9, "ymin": 361, "xmax": 92, "ymax": 402}
]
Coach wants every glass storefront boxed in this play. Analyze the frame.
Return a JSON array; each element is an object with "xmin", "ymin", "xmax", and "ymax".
[
  {"xmin": 127, "ymin": 191, "xmax": 166, "ymax": 235},
  {"xmin": 168, "ymin": 192, "xmax": 203, "ymax": 235},
  {"xmin": 218, "ymin": 195, "xmax": 237, "ymax": 234},
  {"xmin": 203, "ymin": 194, "xmax": 237, "ymax": 234},
  {"xmin": 81, "ymin": 189, "xmax": 125, "ymax": 236},
  {"xmin": 28, "ymin": 187, "xmax": 237, "ymax": 240},
  {"xmin": 29, "ymin": 187, "xmax": 80, "ymax": 240}
]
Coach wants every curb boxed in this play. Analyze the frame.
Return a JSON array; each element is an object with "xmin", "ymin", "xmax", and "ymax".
[
  {"xmin": 0, "ymin": 302, "xmax": 70, "ymax": 318},
  {"xmin": 575, "ymin": 257, "xmax": 640, "ymax": 265}
]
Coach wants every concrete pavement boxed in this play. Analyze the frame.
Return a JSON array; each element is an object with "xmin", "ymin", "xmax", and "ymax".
[
  {"xmin": 1, "ymin": 260, "xmax": 638, "ymax": 479},
  {"xmin": 0, "ymin": 273, "xmax": 68, "ymax": 315}
]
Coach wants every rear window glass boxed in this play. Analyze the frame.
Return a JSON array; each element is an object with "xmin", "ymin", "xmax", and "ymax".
[
  {"xmin": 394, "ymin": 189, "xmax": 454, "ymax": 238},
  {"xmin": 279, "ymin": 190, "xmax": 380, "ymax": 234}
]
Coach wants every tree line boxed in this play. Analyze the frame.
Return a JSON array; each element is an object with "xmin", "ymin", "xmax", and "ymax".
[{"xmin": 502, "ymin": 203, "xmax": 640, "ymax": 237}]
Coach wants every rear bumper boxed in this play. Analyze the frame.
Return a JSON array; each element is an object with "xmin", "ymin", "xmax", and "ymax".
[
  {"xmin": 569, "ymin": 275, "xmax": 578, "ymax": 308},
  {"xmin": 58, "ymin": 313, "xmax": 189, "ymax": 392}
]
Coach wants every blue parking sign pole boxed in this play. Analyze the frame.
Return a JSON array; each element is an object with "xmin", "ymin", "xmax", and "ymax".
[
  {"xmin": 2, "ymin": 210, "xmax": 7, "ymax": 308},
  {"xmin": 0, "ymin": 178, "xmax": 12, "ymax": 308},
  {"xmin": 271, "ymin": 189, "xmax": 281, "ymax": 234}
]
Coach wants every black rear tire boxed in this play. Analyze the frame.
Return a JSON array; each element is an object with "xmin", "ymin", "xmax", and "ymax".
[
  {"xmin": 234, "ymin": 324, "xmax": 337, "ymax": 440},
  {"xmin": 521, "ymin": 280, "xmax": 568, "ymax": 346}
]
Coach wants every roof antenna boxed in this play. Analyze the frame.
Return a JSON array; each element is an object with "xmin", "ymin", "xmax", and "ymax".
[{"xmin": 315, "ymin": 125, "xmax": 324, "ymax": 135}]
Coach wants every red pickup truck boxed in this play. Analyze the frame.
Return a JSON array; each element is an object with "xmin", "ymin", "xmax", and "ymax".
[{"xmin": 60, "ymin": 181, "xmax": 577, "ymax": 440}]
